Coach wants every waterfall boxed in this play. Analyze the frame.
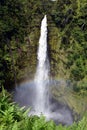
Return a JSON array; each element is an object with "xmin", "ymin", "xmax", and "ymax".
[
  {"xmin": 34, "ymin": 15, "xmax": 50, "ymax": 115},
  {"xmin": 14, "ymin": 15, "xmax": 74, "ymax": 125}
]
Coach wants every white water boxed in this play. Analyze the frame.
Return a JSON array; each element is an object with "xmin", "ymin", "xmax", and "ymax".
[{"xmin": 34, "ymin": 15, "xmax": 50, "ymax": 115}]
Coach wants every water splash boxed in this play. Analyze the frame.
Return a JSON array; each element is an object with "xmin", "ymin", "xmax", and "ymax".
[{"xmin": 34, "ymin": 15, "xmax": 50, "ymax": 115}]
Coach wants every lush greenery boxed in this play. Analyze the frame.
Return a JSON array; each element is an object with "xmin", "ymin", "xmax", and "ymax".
[
  {"xmin": 0, "ymin": 89, "xmax": 87, "ymax": 130},
  {"xmin": 50, "ymin": 0, "xmax": 87, "ymax": 92},
  {"xmin": 0, "ymin": 0, "xmax": 87, "ymax": 90},
  {"xmin": 0, "ymin": 0, "xmax": 87, "ymax": 129},
  {"xmin": 0, "ymin": 0, "xmax": 87, "ymax": 92}
]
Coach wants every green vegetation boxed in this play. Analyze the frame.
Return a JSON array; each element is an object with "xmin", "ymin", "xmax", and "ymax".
[
  {"xmin": 0, "ymin": 0, "xmax": 87, "ymax": 129},
  {"xmin": 0, "ymin": 0, "xmax": 87, "ymax": 92},
  {"xmin": 50, "ymin": 0, "xmax": 87, "ymax": 91},
  {"xmin": 0, "ymin": 89, "xmax": 87, "ymax": 130}
]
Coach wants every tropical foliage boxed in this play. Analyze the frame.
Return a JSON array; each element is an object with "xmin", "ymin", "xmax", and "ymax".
[
  {"xmin": 0, "ymin": 0, "xmax": 87, "ymax": 92},
  {"xmin": 0, "ymin": 89, "xmax": 87, "ymax": 130},
  {"xmin": 0, "ymin": 0, "xmax": 87, "ymax": 91},
  {"xmin": 0, "ymin": 0, "xmax": 87, "ymax": 129}
]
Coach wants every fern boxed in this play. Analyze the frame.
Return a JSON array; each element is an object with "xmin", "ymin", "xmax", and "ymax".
[{"xmin": 0, "ymin": 89, "xmax": 87, "ymax": 130}]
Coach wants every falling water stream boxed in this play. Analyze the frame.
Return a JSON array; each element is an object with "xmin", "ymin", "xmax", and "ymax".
[{"xmin": 34, "ymin": 15, "xmax": 50, "ymax": 115}]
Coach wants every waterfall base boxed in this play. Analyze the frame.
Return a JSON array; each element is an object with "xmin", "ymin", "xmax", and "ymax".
[{"xmin": 14, "ymin": 80, "xmax": 74, "ymax": 126}]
